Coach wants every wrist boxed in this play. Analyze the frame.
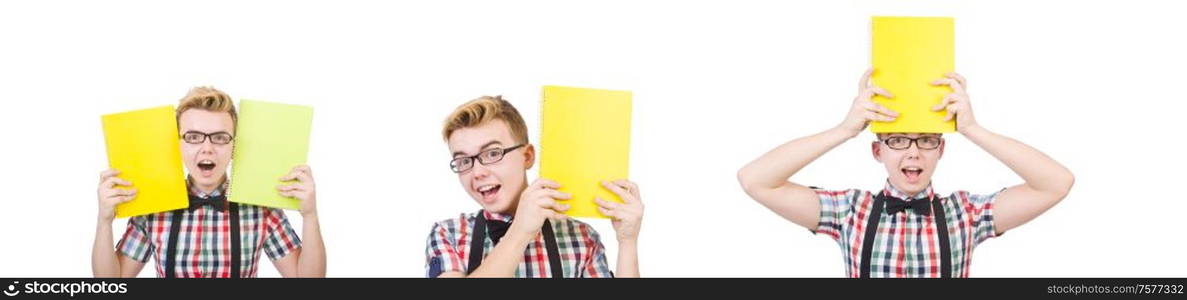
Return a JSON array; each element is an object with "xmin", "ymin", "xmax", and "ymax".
[
  {"xmin": 300, "ymin": 213, "xmax": 320, "ymax": 227},
  {"xmin": 97, "ymin": 215, "xmax": 114, "ymax": 227},
  {"xmin": 959, "ymin": 123, "xmax": 986, "ymax": 136},
  {"xmin": 829, "ymin": 125, "xmax": 860, "ymax": 140},
  {"xmin": 617, "ymin": 237, "xmax": 639, "ymax": 247},
  {"xmin": 301, "ymin": 210, "xmax": 318, "ymax": 219},
  {"xmin": 503, "ymin": 230, "xmax": 537, "ymax": 247}
]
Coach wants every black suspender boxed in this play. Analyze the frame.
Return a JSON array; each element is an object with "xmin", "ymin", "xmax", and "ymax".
[
  {"xmin": 859, "ymin": 194, "xmax": 885, "ymax": 278},
  {"xmin": 164, "ymin": 204, "xmax": 242, "ymax": 278},
  {"xmin": 932, "ymin": 198, "xmax": 953, "ymax": 278},
  {"xmin": 466, "ymin": 211, "xmax": 564, "ymax": 278},
  {"xmin": 465, "ymin": 211, "xmax": 488, "ymax": 275},
  {"xmin": 229, "ymin": 203, "xmax": 242, "ymax": 278},
  {"xmin": 541, "ymin": 220, "xmax": 564, "ymax": 277},
  {"xmin": 859, "ymin": 192, "xmax": 952, "ymax": 278},
  {"xmin": 164, "ymin": 209, "xmax": 185, "ymax": 278}
]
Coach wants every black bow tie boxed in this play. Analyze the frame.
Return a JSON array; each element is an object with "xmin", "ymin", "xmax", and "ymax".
[
  {"xmin": 188, "ymin": 194, "xmax": 227, "ymax": 211},
  {"xmin": 880, "ymin": 193, "xmax": 932, "ymax": 216},
  {"xmin": 487, "ymin": 219, "xmax": 512, "ymax": 245}
]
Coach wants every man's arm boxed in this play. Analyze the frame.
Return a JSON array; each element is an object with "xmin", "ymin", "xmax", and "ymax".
[
  {"xmin": 737, "ymin": 69, "xmax": 898, "ymax": 229},
  {"xmin": 596, "ymin": 180, "xmax": 643, "ymax": 277},
  {"xmin": 92, "ymin": 168, "xmax": 146, "ymax": 277},
  {"xmin": 933, "ymin": 73, "xmax": 1075, "ymax": 235},
  {"xmin": 92, "ymin": 218, "xmax": 146, "ymax": 277},
  {"xmin": 273, "ymin": 165, "xmax": 326, "ymax": 277},
  {"xmin": 443, "ymin": 179, "xmax": 572, "ymax": 277}
]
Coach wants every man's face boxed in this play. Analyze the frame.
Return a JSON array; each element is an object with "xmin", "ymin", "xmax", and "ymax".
[
  {"xmin": 178, "ymin": 109, "xmax": 235, "ymax": 191},
  {"xmin": 446, "ymin": 120, "xmax": 534, "ymax": 214},
  {"xmin": 872, "ymin": 133, "xmax": 944, "ymax": 195}
]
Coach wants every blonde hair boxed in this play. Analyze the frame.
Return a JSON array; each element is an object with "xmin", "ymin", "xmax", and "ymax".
[
  {"xmin": 442, "ymin": 95, "xmax": 529, "ymax": 144},
  {"xmin": 176, "ymin": 86, "xmax": 237, "ymax": 130}
]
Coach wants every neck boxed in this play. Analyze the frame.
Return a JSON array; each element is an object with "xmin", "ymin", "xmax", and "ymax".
[
  {"xmin": 190, "ymin": 175, "xmax": 226, "ymax": 195},
  {"xmin": 889, "ymin": 180, "xmax": 931, "ymax": 197}
]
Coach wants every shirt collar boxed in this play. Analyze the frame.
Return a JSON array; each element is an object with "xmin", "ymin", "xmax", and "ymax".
[
  {"xmin": 881, "ymin": 180, "xmax": 935, "ymax": 200},
  {"xmin": 481, "ymin": 209, "xmax": 514, "ymax": 223}
]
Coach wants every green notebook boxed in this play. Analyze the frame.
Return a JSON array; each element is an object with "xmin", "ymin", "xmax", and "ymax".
[{"xmin": 228, "ymin": 100, "xmax": 314, "ymax": 210}]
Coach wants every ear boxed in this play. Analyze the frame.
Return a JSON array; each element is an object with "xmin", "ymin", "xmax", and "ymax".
[
  {"xmin": 523, "ymin": 144, "xmax": 536, "ymax": 169},
  {"xmin": 937, "ymin": 138, "xmax": 946, "ymax": 159},
  {"xmin": 871, "ymin": 140, "xmax": 883, "ymax": 161}
]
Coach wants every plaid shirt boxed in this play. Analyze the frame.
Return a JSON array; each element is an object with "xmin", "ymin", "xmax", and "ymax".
[
  {"xmin": 815, "ymin": 181, "xmax": 1001, "ymax": 277},
  {"xmin": 425, "ymin": 210, "xmax": 613, "ymax": 278},
  {"xmin": 116, "ymin": 181, "xmax": 302, "ymax": 277}
]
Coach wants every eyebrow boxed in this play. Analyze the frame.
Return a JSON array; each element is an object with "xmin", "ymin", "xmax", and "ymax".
[
  {"xmin": 182, "ymin": 130, "xmax": 232, "ymax": 135},
  {"xmin": 452, "ymin": 140, "xmax": 504, "ymax": 157}
]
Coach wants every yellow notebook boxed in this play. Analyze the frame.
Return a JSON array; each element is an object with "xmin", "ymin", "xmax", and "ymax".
[
  {"xmin": 870, "ymin": 16, "xmax": 956, "ymax": 133},
  {"xmin": 101, "ymin": 105, "xmax": 189, "ymax": 218},
  {"xmin": 539, "ymin": 86, "xmax": 632, "ymax": 219},
  {"xmin": 228, "ymin": 100, "xmax": 314, "ymax": 210}
]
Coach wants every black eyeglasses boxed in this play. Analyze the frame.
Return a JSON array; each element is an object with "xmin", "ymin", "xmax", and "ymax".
[
  {"xmin": 450, "ymin": 144, "xmax": 525, "ymax": 173},
  {"xmin": 881, "ymin": 136, "xmax": 942, "ymax": 150},
  {"xmin": 181, "ymin": 131, "xmax": 234, "ymax": 145}
]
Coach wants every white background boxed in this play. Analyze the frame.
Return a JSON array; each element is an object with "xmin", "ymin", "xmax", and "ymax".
[{"xmin": 1, "ymin": 0, "xmax": 1184, "ymax": 277}]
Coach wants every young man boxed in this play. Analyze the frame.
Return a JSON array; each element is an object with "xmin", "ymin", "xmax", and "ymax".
[
  {"xmin": 737, "ymin": 70, "xmax": 1074, "ymax": 277},
  {"xmin": 92, "ymin": 87, "xmax": 326, "ymax": 278},
  {"xmin": 426, "ymin": 96, "xmax": 643, "ymax": 278}
]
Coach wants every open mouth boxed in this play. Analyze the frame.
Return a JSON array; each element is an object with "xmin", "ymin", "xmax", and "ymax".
[
  {"xmin": 476, "ymin": 184, "xmax": 501, "ymax": 203},
  {"xmin": 901, "ymin": 166, "xmax": 923, "ymax": 182},
  {"xmin": 198, "ymin": 159, "xmax": 216, "ymax": 171}
]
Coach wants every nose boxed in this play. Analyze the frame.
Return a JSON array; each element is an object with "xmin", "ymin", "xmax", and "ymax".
[
  {"xmin": 903, "ymin": 142, "xmax": 922, "ymax": 159},
  {"xmin": 199, "ymin": 139, "xmax": 216, "ymax": 154},
  {"xmin": 470, "ymin": 161, "xmax": 491, "ymax": 179}
]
